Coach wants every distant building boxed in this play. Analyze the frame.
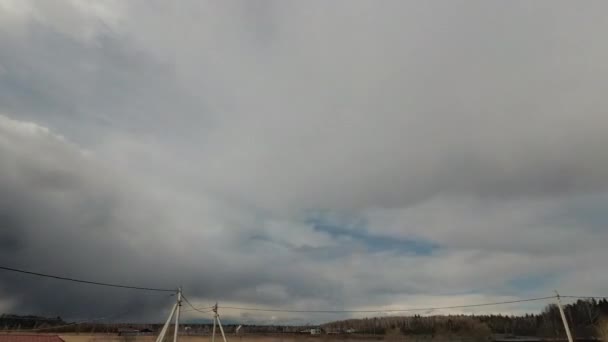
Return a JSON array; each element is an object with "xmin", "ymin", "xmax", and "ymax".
[
  {"xmin": 0, "ymin": 334, "xmax": 65, "ymax": 342},
  {"xmin": 117, "ymin": 329, "xmax": 140, "ymax": 336},
  {"xmin": 299, "ymin": 328, "xmax": 322, "ymax": 335},
  {"xmin": 310, "ymin": 328, "xmax": 322, "ymax": 335}
]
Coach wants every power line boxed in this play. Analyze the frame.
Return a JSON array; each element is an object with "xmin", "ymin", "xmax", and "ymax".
[
  {"xmin": 2, "ymin": 265, "xmax": 603, "ymax": 316},
  {"xmin": 561, "ymin": 295, "xmax": 608, "ymax": 300},
  {"xmin": 184, "ymin": 296, "xmax": 556, "ymax": 314},
  {"xmin": 0, "ymin": 265, "xmax": 175, "ymax": 293},
  {"xmin": 180, "ymin": 294, "xmax": 214, "ymax": 314},
  {"xmin": 181, "ymin": 307, "xmax": 214, "ymax": 314},
  {"xmin": 117, "ymin": 294, "xmax": 608, "ymax": 316}
]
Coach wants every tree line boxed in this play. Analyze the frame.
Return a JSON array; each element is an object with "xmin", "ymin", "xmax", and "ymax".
[
  {"xmin": 0, "ymin": 314, "xmax": 66, "ymax": 330},
  {"xmin": 3, "ymin": 299, "xmax": 608, "ymax": 339},
  {"xmin": 322, "ymin": 298, "xmax": 608, "ymax": 339}
]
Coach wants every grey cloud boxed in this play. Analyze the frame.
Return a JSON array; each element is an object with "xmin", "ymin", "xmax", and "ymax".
[
  {"xmin": 1, "ymin": 0, "xmax": 608, "ymax": 324},
  {"xmin": 0, "ymin": 115, "xmax": 352, "ymax": 321},
  {"xmin": 0, "ymin": 123, "xmax": 602, "ymax": 321},
  {"xmin": 5, "ymin": 0, "xmax": 608, "ymax": 211},
  {"xmin": 0, "ymin": 116, "xmax": 169, "ymax": 319},
  {"xmin": 115, "ymin": 1, "xmax": 608, "ymax": 212},
  {"xmin": 0, "ymin": 210, "xmax": 25, "ymax": 253},
  {"xmin": 0, "ymin": 5, "xmax": 208, "ymax": 146}
]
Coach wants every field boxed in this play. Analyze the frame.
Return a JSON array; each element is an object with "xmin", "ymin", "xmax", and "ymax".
[{"xmin": 58, "ymin": 335, "xmax": 383, "ymax": 342}]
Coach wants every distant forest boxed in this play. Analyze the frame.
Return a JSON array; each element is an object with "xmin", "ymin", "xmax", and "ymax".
[
  {"xmin": 0, "ymin": 314, "xmax": 66, "ymax": 330},
  {"xmin": 323, "ymin": 299, "xmax": 608, "ymax": 339},
  {"xmin": 2, "ymin": 299, "xmax": 608, "ymax": 340}
]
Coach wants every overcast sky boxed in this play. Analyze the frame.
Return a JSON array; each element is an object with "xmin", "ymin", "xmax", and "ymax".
[{"xmin": 1, "ymin": 0, "xmax": 608, "ymax": 325}]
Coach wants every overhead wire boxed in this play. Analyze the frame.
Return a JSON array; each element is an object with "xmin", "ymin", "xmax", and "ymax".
[
  {"xmin": 180, "ymin": 294, "xmax": 214, "ymax": 314},
  {"xmin": 1, "ymin": 265, "xmax": 605, "ymax": 317},
  {"xmin": 0, "ymin": 265, "xmax": 176, "ymax": 292},
  {"xmin": 181, "ymin": 307, "xmax": 214, "ymax": 314},
  {"xmin": 560, "ymin": 295, "xmax": 608, "ymax": 300},
  {"xmin": 183, "ymin": 296, "xmax": 556, "ymax": 314},
  {"xmin": 2, "ymin": 294, "xmax": 604, "ymax": 332},
  {"xmin": 177, "ymin": 294, "xmax": 608, "ymax": 316}
]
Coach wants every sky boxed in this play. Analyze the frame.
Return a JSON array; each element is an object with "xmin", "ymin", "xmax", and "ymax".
[{"xmin": 1, "ymin": 0, "xmax": 608, "ymax": 325}]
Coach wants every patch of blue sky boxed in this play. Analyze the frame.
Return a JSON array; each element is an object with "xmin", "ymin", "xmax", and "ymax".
[{"xmin": 306, "ymin": 216, "xmax": 438, "ymax": 256}]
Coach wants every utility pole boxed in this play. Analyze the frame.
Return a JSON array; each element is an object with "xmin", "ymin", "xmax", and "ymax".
[
  {"xmin": 174, "ymin": 287, "xmax": 182, "ymax": 342},
  {"xmin": 211, "ymin": 304, "xmax": 216, "ymax": 342},
  {"xmin": 555, "ymin": 290, "xmax": 574, "ymax": 342},
  {"xmin": 211, "ymin": 303, "xmax": 228, "ymax": 342},
  {"xmin": 155, "ymin": 288, "xmax": 182, "ymax": 342},
  {"xmin": 156, "ymin": 303, "xmax": 178, "ymax": 342}
]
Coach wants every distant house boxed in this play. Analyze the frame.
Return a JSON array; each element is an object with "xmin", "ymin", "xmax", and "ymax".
[
  {"xmin": 299, "ymin": 328, "xmax": 322, "ymax": 335},
  {"xmin": 0, "ymin": 334, "xmax": 65, "ymax": 342},
  {"xmin": 117, "ymin": 329, "xmax": 140, "ymax": 336}
]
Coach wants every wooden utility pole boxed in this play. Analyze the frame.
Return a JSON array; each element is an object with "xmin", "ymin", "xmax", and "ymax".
[
  {"xmin": 555, "ymin": 290, "xmax": 574, "ymax": 342},
  {"xmin": 211, "ymin": 303, "xmax": 228, "ymax": 342},
  {"xmin": 174, "ymin": 288, "xmax": 182, "ymax": 342}
]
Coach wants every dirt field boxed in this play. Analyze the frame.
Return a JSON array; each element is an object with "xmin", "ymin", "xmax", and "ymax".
[{"xmin": 58, "ymin": 335, "xmax": 382, "ymax": 342}]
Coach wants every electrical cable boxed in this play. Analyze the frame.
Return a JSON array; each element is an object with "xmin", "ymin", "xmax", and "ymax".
[
  {"xmin": 561, "ymin": 295, "xmax": 608, "ymax": 300},
  {"xmin": 0, "ymin": 265, "xmax": 176, "ymax": 292},
  {"xmin": 2, "ymin": 265, "xmax": 605, "ymax": 318},
  {"xmin": 183, "ymin": 296, "xmax": 556, "ymax": 314},
  {"xmin": 180, "ymin": 294, "xmax": 214, "ymax": 314}
]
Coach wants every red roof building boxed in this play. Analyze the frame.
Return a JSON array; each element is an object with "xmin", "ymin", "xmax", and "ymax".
[{"xmin": 0, "ymin": 335, "xmax": 65, "ymax": 342}]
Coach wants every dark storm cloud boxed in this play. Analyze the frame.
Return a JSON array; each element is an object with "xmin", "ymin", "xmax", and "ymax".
[
  {"xmin": 0, "ymin": 211, "xmax": 25, "ymax": 253},
  {"xmin": 0, "ymin": 118, "xmax": 351, "ymax": 320},
  {"xmin": 0, "ymin": 117, "xmax": 166, "ymax": 318}
]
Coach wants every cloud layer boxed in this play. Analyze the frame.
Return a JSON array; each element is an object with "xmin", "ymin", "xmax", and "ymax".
[{"xmin": 1, "ymin": 0, "xmax": 608, "ymax": 324}]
